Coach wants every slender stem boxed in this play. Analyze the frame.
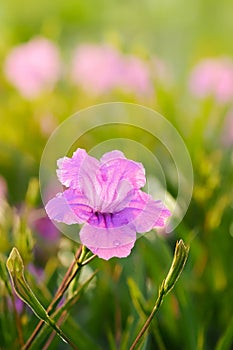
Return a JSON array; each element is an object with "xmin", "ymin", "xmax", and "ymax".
[
  {"xmin": 41, "ymin": 270, "xmax": 98, "ymax": 349},
  {"xmin": 23, "ymin": 246, "xmax": 83, "ymax": 350},
  {"xmin": 130, "ymin": 287, "xmax": 165, "ymax": 350},
  {"xmin": 80, "ymin": 254, "xmax": 97, "ymax": 266},
  {"xmin": 130, "ymin": 239, "xmax": 189, "ymax": 350},
  {"xmin": 48, "ymin": 246, "xmax": 83, "ymax": 313}
]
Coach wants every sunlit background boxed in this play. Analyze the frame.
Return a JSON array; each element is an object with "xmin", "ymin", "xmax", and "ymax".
[{"xmin": 0, "ymin": 1, "xmax": 233, "ymax": 349}]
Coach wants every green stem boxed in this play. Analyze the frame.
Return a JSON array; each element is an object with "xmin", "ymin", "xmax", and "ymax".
[
  {"xmin": 31, "ymin": 270, "xmax": 98, "ymax": 349},
  {"xmin": 129, "ymin": 240, "xmax": 189, "ymax": 350},
  {"xmin": 129, "ymin": 284, "xmax": 166, "ymax": 350},
  {"xmin": 80, "ymin": 254, "xmax": 97, "ymax": 266},
  {"xmin": 23, "ymin": 245, "xmax": 90, "ymax": 350}
]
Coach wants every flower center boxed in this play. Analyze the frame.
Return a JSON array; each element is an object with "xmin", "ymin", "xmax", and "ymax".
[{"xmin": 89, "ymin": 211, "xmax": 114, "ymax": 228}]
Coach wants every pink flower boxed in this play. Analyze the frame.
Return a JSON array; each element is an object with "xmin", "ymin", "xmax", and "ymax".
[
  {"xmin": 45, "ymin": 149, "xmax": 170, "ymax": 260},
  {"xmin": 4, "ymin": 37, "xmax": 61, "ymax": 99},
  {"xmin": 151, "ymin": 56, "xmax": 173, "ymax": 87},
  {"xmin": 71, "ymin": 44, "xmax": 123, "ymax": 95},
  {"xmin": 7, "ymin": 294, "xmax": 24, "ymax": 314},
  {"xmin": 28, "ymin": 264, "xmax": 45, "ymax": 283},
  {"xmin": 29, "ymin": 209, "xmax": 60, "ymax": 241},
  {"xmin": 189, "ymin": 58, "xmax": 233, "ymax": 104},
  {"xmin": 70, "ymin": 43, "xmax": 153, "ymax": 97},
  {"xmin": 119, "ymin": 55, "xmax": 153, "ymax": 96}
]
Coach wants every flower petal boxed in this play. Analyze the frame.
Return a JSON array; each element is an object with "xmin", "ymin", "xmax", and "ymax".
[
  {"xmin": 94, "ymin": 150, "xmax": 146, "ymax": 212},
  {"xmin": 57, "ymin": 148, "xmax": 87, "ymax": 188},
  {"xmin": 45, "ymin": 189, "xmax": 93, "ymax": 224},
  {"xmin": 100, "ymin": 150, "xmax": 125, "ymax": 163},
  {"xmin": 78, "ymin": 156, "xmax": 102, "ymax": 209},
  {"xmin": 56, "ymin": 149, "xmax": 146, "ymax": 213},
  {"xmin": 100, "ymin": 150, "xmax": 146, "ymax": 189},
  {"xmin": 79, "ymin": 223, "xmax": 136, "ymax": 259},
  {"xmin": 114, "ymin": 190, "xmax": 171, "ymax": 232},
  {"xmin": 45, "ymin": 194, "xmax": 80, "ymax": 224},
  {"xmin": 57, "ymin": 148, "xmax": 99, "ymax": 191},
  {"xmin": 86, "ymin": 242, "xmax": 135, "ymax": 260},
  {"xmin": 63, "ymin": 188, "xmax": 93, "ymax": 222}
]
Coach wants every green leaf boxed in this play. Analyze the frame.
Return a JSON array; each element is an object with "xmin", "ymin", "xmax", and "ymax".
[
  {"xmin": 127, "ymin": 278, "xmax": 148, "ymax": 318},
  {"xmin": 6, "ymin": 248, "xmax": 76, "ymax": 348},
  {"xmin": 215, "ymin": 315, "xmax": 233, "ymax": 350}
]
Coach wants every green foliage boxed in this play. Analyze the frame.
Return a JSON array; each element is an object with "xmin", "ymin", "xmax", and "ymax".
[{"xmin": 1, "ymin": 1, "xmax": 233, "ymax": 349}]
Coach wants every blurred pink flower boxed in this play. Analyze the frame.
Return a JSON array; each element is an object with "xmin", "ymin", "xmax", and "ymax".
[
  {"xmin": 71, "ymin": 44, "xmax": 123, "ymax": 95},
  {"xmin": 45, "ymin": 148, "xmax": 170, "ymax": 260},
  {"xmin": 151, "ymin": 56, "xmax": 173, "ymax": 87},
  {"xmin": 28, "ymin": 264, "xmax": 45, "ymax": 283},
  {"xmin": 71, "ymin": 43, "xmax": 153, "ymax": 97},
  {"xmin": 4, "ymin": 37, "xmax": 61, "ymax": 99},
  {"xmin": 7, "ymin": 294, "xmax": 24, "ymax": 314},
  {"xmin": 189, "ymin": 58, "xmax": 233, "ymax": 104},
  {"xmin": 29, "ymin": 208, "xmax": 60, "ymax": 241},
  {"xmin": 119, "ymin": 55, "xmax": 153, "ymax": 96}
]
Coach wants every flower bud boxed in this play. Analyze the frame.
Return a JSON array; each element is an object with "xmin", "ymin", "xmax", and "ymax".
[
  {"xmin": 163, "ymin": 240, "xmax": 189, "ymax": 295},
  {"xmin": 6, "ymin": 248, "xmax": 48, "ymax": 321}
]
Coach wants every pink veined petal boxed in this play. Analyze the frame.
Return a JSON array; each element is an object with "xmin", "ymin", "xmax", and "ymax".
[
  {"xmin": 45, "ymin": 189, "xmax": 93, "ymax": 225},
  {"xmin": 100, "ymin": 150, "xmax": 125, "ymax": 162},
  {"xmin": 105, "ymin": 180, "xmax": 135, "ymax": 213},
  {"xmin": 100, "ymin": 150, "xmax": 146, "ymax": 189},
  {"xmin": 57, "ymin": 148, "xmax": 102, "ymax": 209},
  {"xmin": 79, "ymin": 223, "xmax": 136, "ymax": 254},
  {"xmin": 56, "ymin": 148, "xmax": 87, "ymax": 188},
  {"xmin": 94, "ymin": 150, "xmax": 146, "ymax": 212},
  {"xmin": 78, "ymin": 157, "xmax": 102, "ymax": 210},
  {"xmin": 57, "ymin": 148, "xmax": 99, "ymax": 189},
  {"xmin": 97, "ymin": 179, "xmax": 135, "ymax": 213},
  {"xmin": 45, "ymin": 194, "xmax": 80, "ymax": 224},
  {"xmin": 112, "ymin": 190, "xmax": 171, "ymax": 233},
  {"xmin": 62, "ymin": 188, "xmax": 93, "ymax": 222},
  {"xmin": 87, "ymin": 242, "xmax": 135, "ymax": 260}
]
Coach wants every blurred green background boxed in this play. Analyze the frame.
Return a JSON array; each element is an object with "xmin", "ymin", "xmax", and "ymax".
[{"xmin": 0, "ymin": 1, "xmax": 233, "ymax": 349}]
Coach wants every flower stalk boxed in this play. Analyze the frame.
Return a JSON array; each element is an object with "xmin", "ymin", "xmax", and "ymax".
[
  {"xmin": 22, "ymin": 244, "xmax": 95, "ymax": 349},
  {"xmin": 130, "ymin": 240, "xmax": 189, "ymax": 350},
  {"xmin": 6, "ymin": 247, "xmax": 80, "ymax": 350}
]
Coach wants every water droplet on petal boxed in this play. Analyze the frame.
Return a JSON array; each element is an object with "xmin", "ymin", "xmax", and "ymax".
[{"xmin": 113, "ymin": 240, "xmax": 120, "ymax": 247}]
